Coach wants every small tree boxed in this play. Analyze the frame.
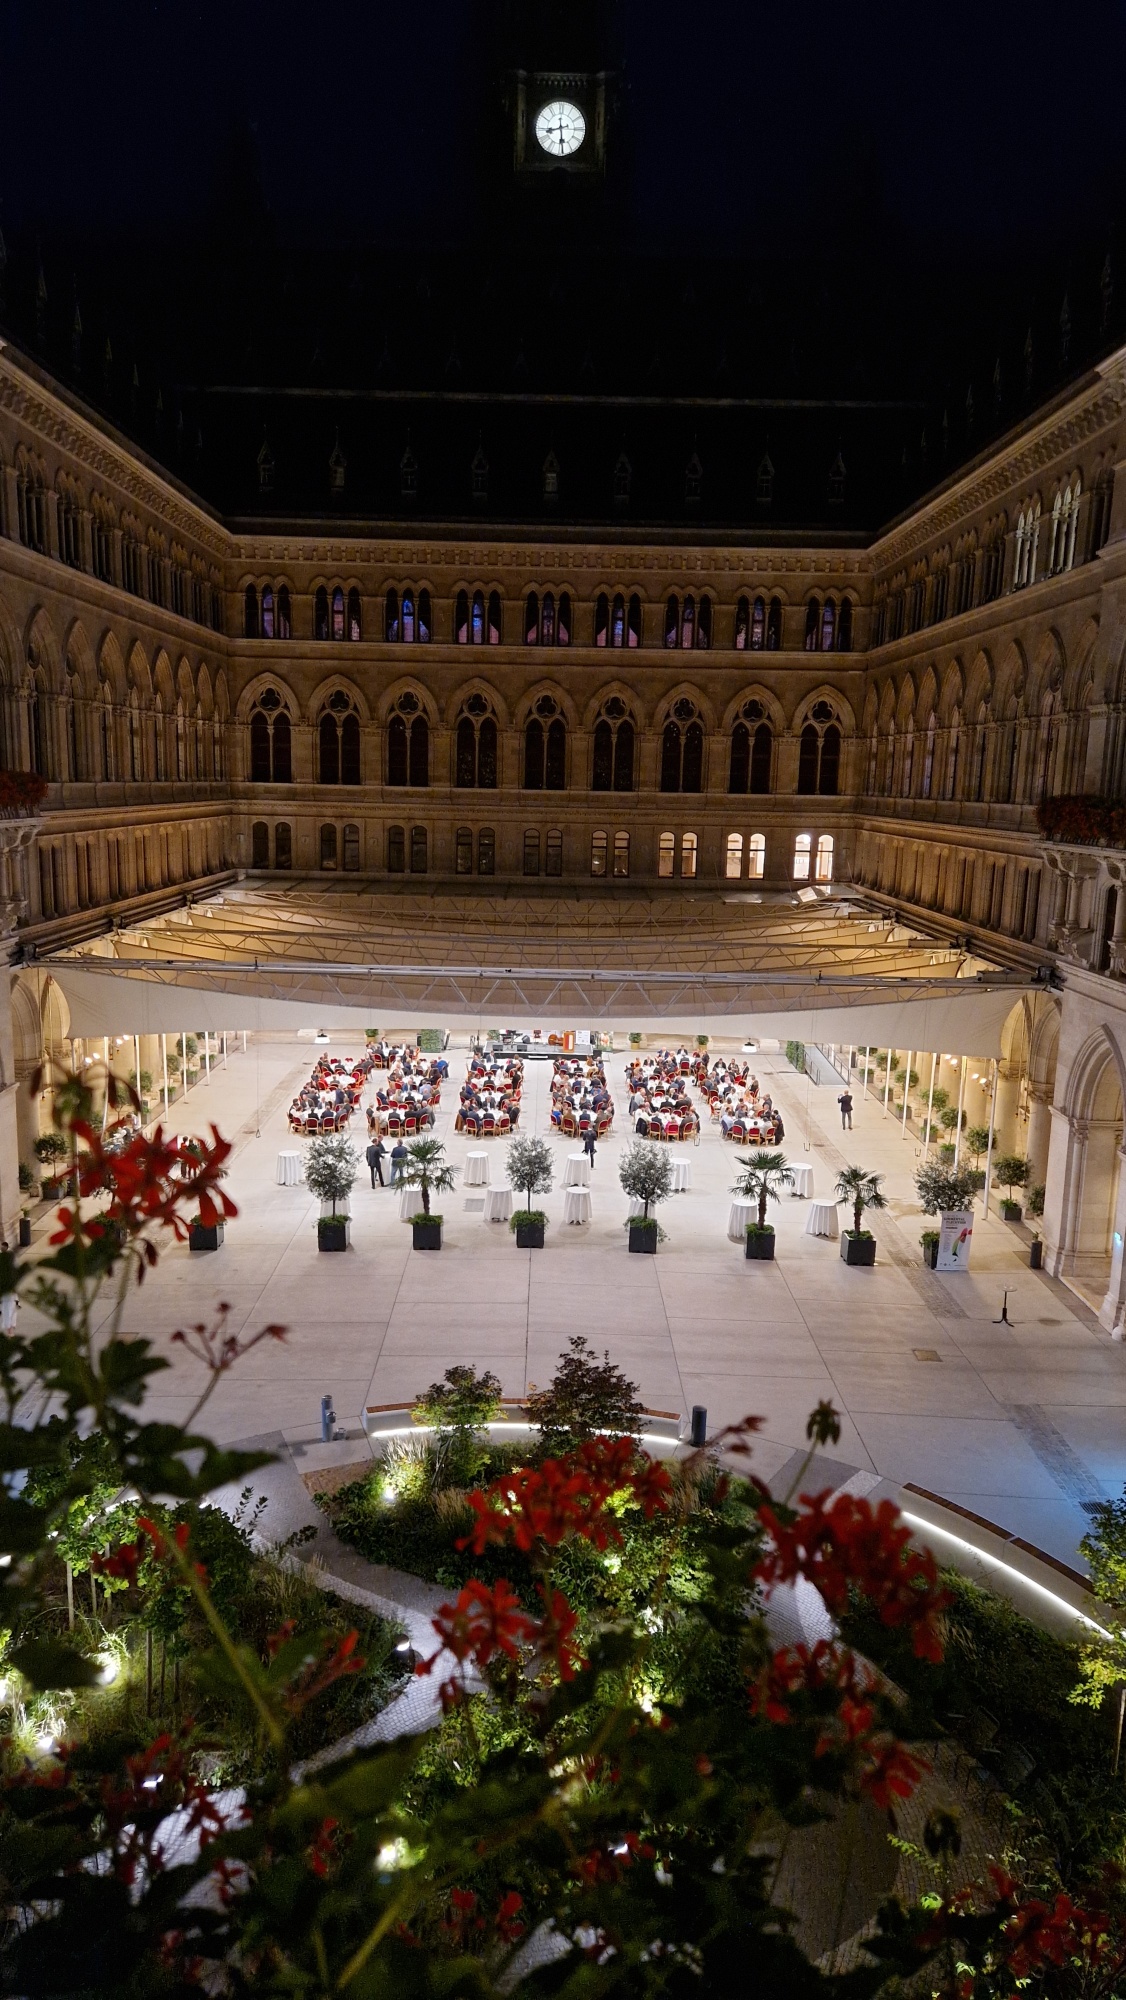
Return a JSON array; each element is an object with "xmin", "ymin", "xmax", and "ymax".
[
  {"xmin": 506, "ymin": 1135, "xmax": 554, "ymax": 1222},
  {"xmin": 834, "ymin": 1164, "xmax": 888, "ymax": 1237},
  {"xmin": 930, "ymin": 1086, "xmax": 951, "ymax": 1114},
  {"xmin": 618, "ymin": 1140, "xmax": 673, "ymax": 1223},
  {"xmin": 526, "ymin": 1334, "xmax": 643, "ymax": 1450},
  {"xmin": 1028, "ymin": 1182, "xmax": 1046, "ymax": 1220},
  {"xmin": 413, "ymin": 1364, "xmax": 503, "ymax": 1483},
  {"xmin": 914, "ymin": 1159, "xmax": 979, "ymax": 1215},
  {"xmin": 731, "ymin": 1150, "xmax": 795, "ymax": 1232},
  {"xmin": 965, "ymin": 1124, "xmax": 991, "ymax": 1166},
  {"xmin": 939, "ymin": 1104, "xmax": 964, "ymax": 1134},
  {"xmin": 994, "ymin": 1154, "xmax": 1031, "ymax": 1202},
  {"xmin": 1074, "ymin": 1492, "xmax": 1126, "ymax": 1715},
  {"xmin": 33, "ymin": 1133, "xmax": 67, "ymax": 1165},
  {"xmin": 305, "ymin": 1133, "xmax": 359, "ymax": 1219},
  {"xmin": 401, "ymin": 1136, "xmax": 457, "ymax": 1219}
]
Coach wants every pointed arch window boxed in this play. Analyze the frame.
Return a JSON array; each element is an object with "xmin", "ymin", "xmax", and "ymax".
[
  {"xmin": 66, "ymin": 670, "xmax": 81, "ymax": 781},
  {"xmin": 314, "ymin": 586, "xmax": 330, "ymax": 640},
  {"xmin": 804, "ymin": 599, "xmax": 820, "ymax": 650},
  {"xmin": 748, "ymin": 832, "xmax": 765, "ymax": 880},
  {"xmin": 252, "ymin": 820, "xmax": 270, "ymax": 868},
  {"xmin": 944, "ymin": 706, "xmax": 963, "ymax": 800},
  {"xmin": 665, "ymin": 594, "xmax": 711, "ymax": 648},
  {"xmin": 244, "ymin": 584, "xmax": 259, "ymax": 638},
  {"xmin": 248, "ymin": 689, "xmax": 292, "ymax": 784},
  {"xmin": 766, "ymin": 596, "xmax": 783, "ymax": 649},
  {"xmin": 347, "ymin": 587, "xmax": 362, "ymax": 641},
  {"xmin": 275, "ymin": 822, "xmax": 292, "ymax": 869},
  {"xmin": 793, "ymin": 833, "xmax": 812, "ymax": 881},
  {"xmin": 277, "ymin": 585, "xmax": 292, "ymax": 638},
  {"xmin": 260, "ymin": 586, "xmax": 274, "ymax": 639},
  {"xmin": 735, "ymin": 597, "xmax": 750, "ymax": 649},
  {"xmin": 387, "ymin": 692, "xmax": 429, "ymax": 787},
  {"xmin": 820, "ymin": 599, "xmax": 837, "ymax": 651},
  {"xmin": 330, "ymin": 587, "xmax": 346, "ymax": 641},
  {"xmin": 729, "ymin": 699, "xmax": 773, "ymax": 795},
  {"xmin": 318, "ymin": 690, "xmax": 361, "ymax": 785},
  {"xmin": 591, "ymin": 698, "xmax": 635, "ymax": 792},
  {"xmin": 797, "ymin": 702, "xmax": 841, "ymax": 796},
  {"xmin": 385, "ymin": 588, "xmax": 400, "ymax": 641},
  {"xmin": 456, "ymin": 693, "xmax": 498, "ymax": 788},
  {"xmin": 814, "ymin": 834, "xmax": 834, "ymax": 883},
  {"xmin": 725, "ymin": 832, "xmax": 743, "ymax": 879},
  {"xmin": 524, "ymin": 695, "xmax": 567, "ymax": 789},
  {"xmin": 921, "ymin": 714, "xmax": 937, "ymax": 799},
  {"xmin": 660, "ymin": 698, "xmax": 705, "ymax": 793}
]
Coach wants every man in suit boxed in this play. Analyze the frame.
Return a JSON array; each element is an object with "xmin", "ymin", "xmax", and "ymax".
[{"xmin": 366, "ymin": 1138, "xmax": 387, "ymax": 1187}]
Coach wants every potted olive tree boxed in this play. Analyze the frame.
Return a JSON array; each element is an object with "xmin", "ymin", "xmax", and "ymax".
[
  {"xmin": 306, "ymin": 1132, "xmax": 359, "ymax": 1252},
  {"xmin": 1028, "ymin": 1182, "xmax": 1045, "ymax": 1267},
  {"xmin": 402, "ymin": 1137, "xmax": 458, "ymax": 1250},
  {"xmin": 731, "ymin": 1150, "xmax": 795, "ymax": 1261},
  {"xmin": 913, "ymin": 1159, "xmax": 979, "ymax": 1267},
  {"xmin": 834, "ymin": 1164, "xmax": 887, "ymax": 1266},
  {"xmin": 994, "ymin": 1154, "xmax": 1031, "ymax": 1222},
  {"xmin": 33, "ymin": 1131, "xmax": 69, "ymax": 1201},
  {"xmin": 506, "ymin": 1135, "xmax": 554, "ymax": 1249},
  {"xmin": 180, "ymin": 1134, "xmax": 232, "ymax": 1252},
  {"xmin": 619, "ymin": 1140, "xmax": 672, "ymax": 1253},
  {"xmin": 964, "ymin": 1125, "xmax": 991, "ymax": 1193}
]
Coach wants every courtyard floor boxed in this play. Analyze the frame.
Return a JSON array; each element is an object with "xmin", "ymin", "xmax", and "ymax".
[{"xmin": 33, "ymin": 1032, "xmax": 1126, "ymax": 1570}]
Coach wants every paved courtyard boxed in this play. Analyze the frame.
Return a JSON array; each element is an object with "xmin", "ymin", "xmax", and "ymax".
[{"xmin": 40, "ymin": 1032, "xmax": 1126, "ymax": 1570}]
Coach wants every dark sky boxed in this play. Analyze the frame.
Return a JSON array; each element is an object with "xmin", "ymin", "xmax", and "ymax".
[{"xmin": 2, "ymin": 0, "xmax": 1124, "ymax": 256}]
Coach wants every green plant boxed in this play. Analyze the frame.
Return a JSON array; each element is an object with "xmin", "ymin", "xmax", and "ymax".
[
  {"xmin": 1028, "ymin": 1182, "xmax": 1046, "ymax": 1219},
  {"xmin": 304, "ymin": 1132, "xmax": 358, "ymax": 1218},
  {"xmin": 509, "ymin": 1207, "xmax": 547, "ymax": 1231},
  {"xmin": 920, "ymin": 1230, "xmax": 940, "ymax": 1249},
  {"xmin": 784, "ymin": 1039, "xmax": 806, "ymax": 1073},
  {"xmin": 930, "ymin": 1085, "xmax": 950, "ymax": 1113},
  {"xmin": 525, "ymin": 1332, "xmax": 644, "ymax": 1448},
  {"xmin": 400, "ymin": 1135, "xmax": 457, "ymax": 1218},
  {"xmin": 913, "ymin": 1159, "xmax": 979, "ymax": 1214},
  {"xmin": 834, "ymin": 1163, "xmax": 888, "ymax": 1236},
  {"xmin": 505, "ymin": 1134, "xmax": 554, "ymax": 1215},
  {"xmin": 994, "ymin": 1153, "xmax": 1031, "ymax": 1199},
  {"xmin": 965, "ymin": 1123, "xmax": 992, "ymax": 1165},
  {"xmin": 628, "ymin": 1031, "xmax": 643, "ymax": 1046},
  {"xmin": 618, "ymin": 1138, "xmax": 673, "ymax": 1219},
  {"xmin": 17, "ymin": 1161, "xmax": 35, "ymax": 1194},
  {"xmin": 939, "ymin": 1142, "xmax": 956, "ymax": 1164},
  {"xmin": 412, "ymin": 1365, "xmax": 503, "ymax": 1484},
  {"xmin": 730, "ymin": 1149, "xmax": 795, "ymax": 1230},
  {"xmin": 127, "ymin": 1069, "xmax": 154, "ymax": 1097},
  {"xmin": 696, "ymin": 1034, "xmax": 709, "ymax": 1048},
  {"xmin": 33, "ymin": 1132, "xmax": 68, "ymax": 1164}
]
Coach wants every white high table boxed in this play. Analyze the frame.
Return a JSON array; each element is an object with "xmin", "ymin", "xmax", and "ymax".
[
  {"xmin": 398, "ymin": 1183, "xmax": 417, "ymax": 1221},
  {"xmin": 483, "ymin": 1187, "xmax": 513, "ymax": 1223},
  {"xmin": 563, "ymin": 1187, "xmax": 593, "ymax": 1225},
  {"xmin": 276, "ymin": 1151, "xmax": 304, "ymax": 1186},
  {"xmin": 464, "ymin": 1152, "xmax": 490, "ymax": 1187},
  {"xmin": 789, "ymin": 1163, "xmax": 814, "ymax": 1198},
  {"xmin": 805, "ymin": 1200, "xmax": 839, "ymax": 1238},
  {"xmin": 727, "ymin": 1198, "xmax": 755, "ymax": 1242},
  {"xmin": 563, "ymin": 1153, "xmax": 590, "ymax": 1187},
  {"xmin": 670, "ymin": 1159, "xmax": 691, "ymax": 1192}
]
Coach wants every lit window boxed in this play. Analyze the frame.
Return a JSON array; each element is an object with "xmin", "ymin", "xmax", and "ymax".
[
  {"xmin": 658, "ymin": 831, "xmax": 675, "ymax": 878},
  {"xmin": 591, "ymin": 831, "xmax": 608, "ymax": 878},
  {"xmin": 747, "ymin": 833, "xmax": 765, "ymax": 880},
  {"xmin": 725, "ymin": 832, "xmax": 743, "ymax": 879},
  {"xmin": 613, "ymin": 831, "xmax": 630, "ymax": 877},
  {"xmin": 815, "ymin": 834, "xmax": 834, "ymax": 882},
  {"xmin": 681, "ymin": 832, "xmax": 698, "ymax": 878},
  {"xmin": 793, "ymin": 833, "xmax": 811, "ymax": 881}
]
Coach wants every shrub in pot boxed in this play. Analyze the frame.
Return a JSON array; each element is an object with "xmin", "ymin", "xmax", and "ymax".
[
  {"xmin": 731, "ymin": 1149, "xmax": 794, "ymax": 1262},
  {"xmin": 511, "ymin": 1209, "xmax": 547, "ymax": 1249},
  {"xmin": 402, "ymin": 1137, "xmax": 457, "ymax": 1250},
  {"xmin": 994, "ymin": 1153, "xmax": 1031, "ymax": 1221},
  {"xmin": 920, "ymin": 1229, "xmax": 940, "ymax": 1269},
  {"xmin": 834, "ymin": 1164, "xmax": 887, "ymax": 1266},
  {"xmin": 305, "ymin": 1132, "xmax": 358, "ymax": 1252},
  {"xmin": 627, "ymin": 1214, "xmax": 659, "ymax": 1254},
  {"xmin": 618, "ymin": 1140, "xmax": 672, "ymax": 1253},
  {"xmin": 505, "ymin": 1136, "xmax": 553, "ymax": 1249}
]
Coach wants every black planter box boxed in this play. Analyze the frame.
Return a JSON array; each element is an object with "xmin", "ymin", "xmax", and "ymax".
[
  {"xmin": 1000, "ymin": 1200, "xmax": 1023, "ymax": 1222},
  {"xmin": 515, "ymin": 1222, "xmax": 545, "ymax": 1249},
  {"xmin": 189, "ymin": 1221, "xmax": 225, "ymax": 1253},
  {"xmin": 18, "ymin": 1217, "xmax": 31, "ymax": 1248},
  {"xmin": 922, "ymin": 1241, "xmax": 939, "ymax": 1269},
  {"xmin": 840, "ymin": 1231, "xmax": 877, "ymax": 1266},
  {"xmin": 412, "ymin": 1219, "xmax": 442, "ymax": 1251},
  {"xmin": 745, "ymin": 1230, "xmax": 776, "ymax": 1260},
  {"xmin": 628, "ymin": 1224, "xmax": 658, "ymax": 1254},
  {"xmin": 1029, "ymin": 1238, "xmax": 1043, "ymax": 1269},
  {"xmin": 318, "ymin": 1220, "xmax": 349, "ymax": 1253}
]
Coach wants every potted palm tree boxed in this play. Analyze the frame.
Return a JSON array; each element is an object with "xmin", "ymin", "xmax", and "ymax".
[
  {"xmin": 731, "ymin": 1150, "xmax": 795, "ymax": 1261},
  {"xmin": 402, "ymin": 1137, "xmax": 458, "ymax": 1250},
  {"xmin": 505, "ymin": 1135, "xmax": 553, "ymax": 1249},
  {"xmin": 834, "ymin": 1164, "xmax": 887, "ymax": 1266},
  {"xmin": 305, "ymin": 1133, "xmax": 358, "ymax": 1251},
  {"xmin": 618, "ymin": 1141, "xmax": 672, "ymax": 1253},
  {"xmin": 994, "ymin": 1154, "xmax": 1031, "ymax": 1222}
]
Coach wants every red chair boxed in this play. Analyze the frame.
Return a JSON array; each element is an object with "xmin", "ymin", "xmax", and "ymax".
[
  {"xmin": 403, "ymin": 1116, "xmax": 417, "ymax": 1138},
  {"xmin": 561, "ymin": 1111, "xmax": 577, "ymax": 1139},
  {"xmin": 482, "ymin": 1113, "xmax": 496, "ymax": 1136},
  {"xmin": 728, "ymin": 1122, "xmax": 747, "ymax": 1144}
]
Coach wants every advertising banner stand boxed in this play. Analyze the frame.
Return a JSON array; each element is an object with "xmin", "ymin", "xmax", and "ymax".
[{"xmin": 937, "ymin": 1208, "xmax": 973, "ymax": 1272}]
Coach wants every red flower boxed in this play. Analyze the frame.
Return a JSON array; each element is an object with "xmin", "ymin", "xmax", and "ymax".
[
  {"xmin": 458, "ymin": 1436, "xmax": 671, "ymax": 1558},
  {"xmin": 537, "ymin": 1584, "xmax": 585, "ymax": 1681},
  {"xmin": 494, "ymin": 1891, "xmax": 526, "ymax": 1944},
  {"xmin": 754, "ymin": 1491, "xmax": 950, "ymax": 1662},
  {"xmin": 417, "ymin": 1578, "xmax": 541, "ymax": 1679},
  {"xmin": 59, "ymin": 1122, "xmax": 238, "ymax": 1254},
  {"xmin": 858, "ymin": 1737, "xmax": 929, "ymax": 1809}
]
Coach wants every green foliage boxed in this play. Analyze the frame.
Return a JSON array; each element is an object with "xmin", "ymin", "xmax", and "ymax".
[
  {"xmin": 628, "ymin": 1031, "xmax": 643, "ymax": 1045},
  {"xmin": 33, "ymin": 1133, "xmax": 68, "ymax": 1164},
  {"xmin": 1074, "ymin": 1490, "xmax": 1126, "ymax": 1710},
  {"xmin": 930, "ymin": 1086, "xmax": 951, "ymax": 1113},
  {"xmin": 416, "ymin": 1028, "xmax": 443, "ymax": 1052},
  {"xmin": 509, "ymin": 1207, "xmax": 547, "ymax": 1229},
  {"xmin": 730, "ymin": 1149, "xmax": 795, "ymax": 1228},
  {"xmin": 939, "ymin": 1104, "xmax": 966, "ymax": 1131},
  {"xmin": 913, "ymin": 1159, "xmax": 979, "ymax": 1214},
  {"xmin": 965, "ymin": 1124, "xmax": 992, "ymax": 1164},
  {"xmin": 1028, "ymin": 1182, "xmax": 1046, "ymax": 1219},
  {"xmin": 526, "ymin": 1333, "xmax": 644, "ymax": 1450},
  {"xmin": 413, "ymin": 1364, "xmax": 503, "ymax": 1434},
  {"xmin": 784, "ymin": 1039, "xmax": 806, "ymax": 1073},
  {"xmin": 994, "ymin": 1153, "xmax": 1031, "ymax": 1195},
  {"xmin": 400, "ymin": 1136, "xmax": 457, "ymax": 1217},
  {"xmin": 127, "ymin": 1068, "xmax": 154, "ymax": 1097},
  {"xmin": 17, "ymin": 1161, "xmax": 34, "ymax": 1193},
  {"xmin": 617, "ymin": 1138, "xmax": 673, "ymax": 1217},
  {"xmin": 834, "ymin": 1163, "xmax": 888, "ymax": 1235},
  {"xmin": 505, "ymin": 1134, "xmax": 554, "ymax": 1210},
  {"xmin": 304, "ymin": 1132, "xmax": 358, "ymax": 1215}
]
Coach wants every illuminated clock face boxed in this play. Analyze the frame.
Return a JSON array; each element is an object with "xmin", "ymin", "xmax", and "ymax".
[{"xmin": 535, "ymin": 99, "xmax": 586, "ymax": 158}]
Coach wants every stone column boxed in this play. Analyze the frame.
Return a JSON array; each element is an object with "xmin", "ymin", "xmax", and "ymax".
[
  {"xmin": 993, "ymin": 1061, "xmax": 1023, "ymax": 1156},
  {"xmin": 44, "ymin": 489, "xmax": 60, "ymax": 561},
  {"xmin": 1102, "ymin": 1145, "xmax": 1126, "ymax": 1330},
  {"xmin": 1027, "ymin": 1085, "xmax": 1053, "ymax": 1185},
  {"xmin": 1042, "ymin": 1102, "xmax": 1079, "ymax": 1277},
  {"xmin": 0, "ymin": 465, "xmax": 18, "ymax": 540}
]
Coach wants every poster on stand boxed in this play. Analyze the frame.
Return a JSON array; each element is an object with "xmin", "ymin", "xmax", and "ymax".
[{"xmin": 937, "ymin": 1208, "xmax": 973, "ymax": 1271}]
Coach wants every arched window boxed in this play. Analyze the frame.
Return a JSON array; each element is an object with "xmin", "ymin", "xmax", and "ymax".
[
  {"xmin": 660, "ymin": 698, "xmax": 705, "ymax": 793},
  {"xmin": 747, "ymin": 832, "xmax": 765, "ymax": 880},
  {"xmin": 244, "ymin": 584, "xmax": 259, "ymax": 638},
  {"xmin": 410, "ymin": 826, "xmax": 428, "ymax": 873},
  {"xmin": 523, "ymin": 695, "xmax": 567, "ymax": 789},
  {"xmin": 591, "ymin": 831, "xmax": 608, "ymax": 877},
  {"xmin": 545, "ymin": 828, "xmax": 563, "ymax": 876},
  {"xmin": 277, "ymin": 585, "xmax": 292, "ymax": 638},
  {"xmin": 613, "ymin": 831, "xmax": 630, "ymax": 877},
  {"xmin": 837, "ymin": 598, "xmax": 853, "ymax": 650},
  {"xmin": 820, "ymin": 599, "xmax": 836, "ymax": 651},
  {"xmin": 314, "ymin": 586, "xmax": 330, "ymax": 640},
  {"xmin": 525, "ymin": 591, "xmax": 540, "ymax": 644},
  {"xmin": 735, "ymin": 598, "xmax": 750, "ymax": 649},
  {"xmin": 251, "ymin": 821, "xmax": 269, "ymax": 868},
  {"xmin": 972, "ymin": 703, "xmax": 989, "ymax": 801},
  {"xmin": 318, "ymin": 690, "xmax": 361, "ymax": 785},
  {"xmin": 793, "ymin": 833, "xmax": 812, "ymax": 881},
  {"xmin": 343, "ymin": 824, "xmax": 361, "ymax": 872},
  {"xmin": 728, "ymin": 700, "xmax": 773, "ymax": 794},
  {"xmin": 796, "ymin": 702, "xmax": 841, "ymax": 796},
  {"xmin": 766, "ymin": 596, "xmax": 783, "ymax": 649},
  {"xmin": 681, "ymin": 832, "xmax": 698, "ymax": 879},
  {"xmin": 385, "ymin": 588, "xmax": 400, "ymax": 641},
  {"xmin": 804, "ymin": 599, "xmax": 820, "ymax": 650},
  {"xmin": 260, "ymin": 586, "xmax": 274, "ymax": 639},
  {"xmin": 478, "ymin": 828, "xmax": 495, "ymax": 876},
  {"xmin": 65, "ymin": 670, "xmax": 81, "ymax": 781},
  {"xmin": 523, "ymin": 830, "xmax": 541, "ymax": 876},
  {"xmin": 456, "ymin": 693, "xmax": 498, "ymax": 788},
  {"xmin": 944, "ymin": 706, "xmax": 962, "ymax": 800},
  {"xmin": 665, "ymin": 594, "xmax": 711, "ymax": 648},
  {"xmin": 725, "ymin": 832, "xmax": 743, "ymax": 879},
  {"xmin": 591, "ymin": 698, "xmax": 635, "ymax": 792},
  {"xmin": 471, "ymin": 592, "xmax": 485, "ymax": 644},
  {"xmin": 331, "ymin": 587, "xmax": 345, "ymax": 641},
  {"xmin": 658, "ymin": 831, "xmax": 676, "ymax": 877},
  {"xmin": 347, "ymin": 588, "xmax": 362, "ymax": 641},
  {"xmin": 320, "ymin": 823, "xmax": 338, "ymax": 870},
  {"xmin": 248, "ymin": 690, "xmax": 291, "ymax": 782},
  {"xmin": 275, "ymin": 822, "xmax": 292, "ymax": 869},
  {"xmin": 387, "ymin": 825, "xmax": 406, "ymax": 873},
  {"xmin": 921, "ymin": 714, "xmax": 937, "ymax": 799},
  {"xmin": 814, "ymin": 834, "xmax": 834, "ymax": 883},
  {"xmin": 387, "ymin": 692, "xmax": 429, "ymax": 786}
]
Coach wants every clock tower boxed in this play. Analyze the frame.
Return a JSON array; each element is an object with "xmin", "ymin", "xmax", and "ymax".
[{"xmin": 498, "ymin": 0, "xmax": 617, "ymax": 184}]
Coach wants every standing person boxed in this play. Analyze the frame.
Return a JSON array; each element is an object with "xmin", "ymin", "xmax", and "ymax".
[
  {"xmin": 838, "ymin": 1088, "xmax": 853, "ymax": 1131},
  {"xmin": 771, "ymin": 1110, "xmax": 785, "ymax": 1144},
  {"xmin": 582, "ymin": 1126, "xmax": 597, "ymax": 1171},
  {"xmin": 366, "ymin": 1137, "xmax": 387, "ymax": 1188},
  {"xmin": 389, "ymin": 1139, "xmax": 408, "ymax": 1187},
  {"xmin": 0, "ymin": 1244, "xmax": 16, "ymax": 1332}
]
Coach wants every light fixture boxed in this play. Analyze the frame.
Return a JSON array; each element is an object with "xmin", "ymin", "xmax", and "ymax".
[{"xmin": 383, "ymin": 1485, "xmax": 398, "ymax": 1505}]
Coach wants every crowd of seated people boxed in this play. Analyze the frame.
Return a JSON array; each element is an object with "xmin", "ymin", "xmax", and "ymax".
[
  {"xmin": 367, "ymin": 1038, "xmax": 448, "ymax": 1078},
  {"xmin": 624, "ymin": 1048, "xmax": 701, "ymax": 1141},
  {"xmin": 366, "ymin": 1048, "xmax": 444, "ymax": 1136},
  {"xmin": 550, "ymin": 1058, "xmax": 615, "ymax": 1139},
  {"xmin": 455, "ymin": 1050, "xmax": 524, "ymax": 1136},
  {"xmin": 699, "ymin": 1061, "xmax": 784, "ymax": 1144},
  {"xmin": 288, "ymin": 1053, "xmax": 373, "ymax": 1134}
]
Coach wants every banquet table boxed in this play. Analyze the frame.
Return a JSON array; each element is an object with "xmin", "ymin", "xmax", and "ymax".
[
  {"xmin": 563, "ymin": 1153, "xmax": 591, "ymax": 1188},
  {"xmin": 464, "ymin": 1152, "xmax": 490, "ymax": 1187},
  {"xmin": 276, "ymin": 1150, "xmax": 304, "ymax": 1186},
  {"xmin": 483, "ymin": 1187, "xmax": 513, "ymax": 1223},
  {"xmin": 805, "ymin": 1200, "xmax": 840, "ymax": 1239},
  {"xmin": 670, "ymin": 1159, "xmax": 691, "ymax": 1192},
  {"xmin": 789, "ymin": 1163, "xmax": 814, "ymax": 1198},
  {"xmin": 727, "ymin": 1199, "xmax": 755, "ymax": 1242},
  {"xmin": 627, "ymin": 1196, "xmax": 646, "ymax": 1218},
  {"xmin": 563, "ymin": 1187, "xmax": 593, "ymax": 1225},
  {"xmin": 399, "ymin": 1184, "xmax": 418, "ymax": 1221}
]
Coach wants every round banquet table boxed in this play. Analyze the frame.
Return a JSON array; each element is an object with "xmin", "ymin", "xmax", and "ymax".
[
  {"xmin": 483, "ymin": 1187, "xmax": 513, "ymax": 1223},
  {"xmin": 670, "ymin": 1159, "xmax": 691, "ymax": 1192},
  {"xmin": 789, "ymin": 1163, "xmax": 814, "ymax": 1198},
  {"xmin": 563, "ymin": 1187, "xmax": 593, "ymax": 1225},
  {"xmin": 805, "ymin": 1200, "xmax": 839, "ymax": 1239},
  {"xmin": 727, "ymin": 1199, "xmax": 755, "ymax": 1242},
  {"xmin": 464, "ymin": 1151, "xmax": 490, "ymax": 1187},
  {"xmin": 399, "ymin": 1184, "xmax": 418, "ymax": 1221},
  {"xmin": 276, "ymin": 1150, "xmax": 304, "ymax": 1186},
  {"xmin": 563, "ymin": 1153, "xmax": 590, "ymax": 1188}
]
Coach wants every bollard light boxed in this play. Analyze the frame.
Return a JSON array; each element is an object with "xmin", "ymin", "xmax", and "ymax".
[
  {"xmin": 690, "ymin": 1405, "xmax": 708, "ymax": 1448},
  {"xmin": 321, "ymin": 1394, "xmax": 335, "ymax": 1443}
]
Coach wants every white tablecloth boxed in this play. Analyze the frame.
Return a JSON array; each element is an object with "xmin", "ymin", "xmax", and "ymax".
[
  {"xmin": 805, "ymin": 1200, "xmax": 839, "ymax": 1238},
  {"xmin": 789, "ymin": 1163, "xmax": 814, "ymax": 1198},
  {"xmin": 399, "ymin": 1184, "xmax": 418, "ymax": 1221},
  {"xmin": 627, "ymin": 1196, "xmax": 646, "ymax": 1218},
  {"xmin": 464, "ymin": 1152, "xmax": 489, "ymax": 1187},
  {"xmin": 276, "ymin": 1150, "xmax": 304, "ymax": 1186},
  {"xmin": 563, "ymin": 1187, "xmax": 592, "ymax": 1225},
  {"xmin": 484, "ymin": 1187, "xmax": 513, "ymax": 1222},
  {"xmin": 564, "ymin": 1153, "xmax": 590, "ymax": 1187},
  {"xmin": 727, "ymin": 1198, "xmax": 755, "ymax": 1242},
  {"xmin": 670, "ymin": 1159, "xmax": 691, "ymax": 1192}
]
